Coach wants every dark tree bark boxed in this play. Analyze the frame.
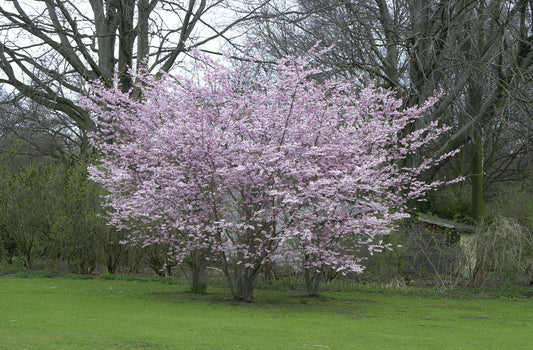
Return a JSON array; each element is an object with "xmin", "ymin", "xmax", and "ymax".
[
  {"xmin": 248, "ymin": 0, "xmax": 533, "ymax": 216},
  {"xmin": 0, "ymin": 0, "xmax": 273, "ymax": 132}
]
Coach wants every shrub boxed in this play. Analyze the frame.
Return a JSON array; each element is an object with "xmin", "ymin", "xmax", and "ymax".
[{"xmin": 464, "ymin": 216, "xmax": 532, "ymax": 288}]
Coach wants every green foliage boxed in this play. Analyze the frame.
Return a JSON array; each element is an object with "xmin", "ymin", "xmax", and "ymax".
[
  {"xmin": 0, "ymin": 149, "xmax": 128, "ymax": 274},
  {"xmin": 46, "ymin": 157, "xmax": 124, "ymax": 274},
  {"xmin": 98, "ymin": 272, "xmax": 118, "ymax": 280},
  {"xmin": 255, "ymin": 277, "xmax": 300, "ymax": 292},
  {"xmin": 0, "ymin": 144, "xmax": 530, "ymax": 294},
  {"xmin": 424, "ymin": 186, "xmax": 474, "ymax": 224},
  {"xmin": 487, "ymin": 182, "xmax": 533, "ymax": 232},
  {"xmin": 0, "ymin": 156, "xmax": 52, "ymax": 269},
  {"xmin": 143, "ymin": 243, "xmax": 177, "ymax": 277},
  {"xmin": 14, "ymin": 270, "xmax": 56, "ymax": 279},
  {"xmin": 365, "ymin": 227, "xmax": 410, "ymax": 282}
]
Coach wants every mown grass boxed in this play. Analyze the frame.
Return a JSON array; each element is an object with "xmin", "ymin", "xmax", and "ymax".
[{"xmin": 1, "ymin": 276, "xmax": 532, "ymax": 349}]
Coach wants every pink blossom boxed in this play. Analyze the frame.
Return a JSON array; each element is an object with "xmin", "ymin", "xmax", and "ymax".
[{"xmin": 81, "ymin": 47, "xmax": 457, "ymax": 299}]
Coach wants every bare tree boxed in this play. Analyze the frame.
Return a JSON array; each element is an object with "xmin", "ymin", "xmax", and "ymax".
[
  {"xmin": 250, "ymin": 0, "xmax": 533, "ymax": 221},
  {"xmin": 0, "ymin": 0, "xmax": 273, "ymax": 132}
]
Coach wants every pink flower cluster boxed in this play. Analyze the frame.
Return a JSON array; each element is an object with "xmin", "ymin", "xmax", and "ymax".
[{"xmin": 81, "ymin": 48, "xmax": 457, "ymax": 281}]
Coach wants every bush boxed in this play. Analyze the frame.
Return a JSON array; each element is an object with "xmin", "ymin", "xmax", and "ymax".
[
  {"xmin": 47, "ymin": 158, "xmax": 112, "ymax": 274},
  {"xmin": 424, "ymin": 186, "xmax": 474, "ymax": 225},
  {"xmin": 364, "ymin": 226, "xmax": 410, "ymax": 283},
  {"xmin": 487, "ymin": 182, "xmax": 533, "ymax": 232},
  {"xmin": 0, "ymin": 161, "xmax": 51, "ymax": 270},
  {"xmin": 464, "ymin": 217, "xmax": 532, "ymax": 288},
  {"xmin": 0, "ymin": 150, "xmax": 134, "ymax": 274}
]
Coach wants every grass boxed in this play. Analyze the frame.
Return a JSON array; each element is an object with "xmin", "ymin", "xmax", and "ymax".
[{"xmin": 1, "ymin": 276, "xmax": 532, "ymax": 349}]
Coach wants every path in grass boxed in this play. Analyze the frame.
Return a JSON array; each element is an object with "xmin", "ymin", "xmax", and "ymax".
[{"xmin": 1, "ymin": 277, "xmax": 532, "ymax": 349}]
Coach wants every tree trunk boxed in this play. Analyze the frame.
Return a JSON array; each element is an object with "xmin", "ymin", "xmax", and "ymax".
[
  {"xmin": 471, "ymin": 131, "xmax": 484, "ymax": 222},
  {"xmin": 303, "ymin": 267, "xmax": 322, "ymax": 297},
  {"xmin": 468, "ymin": 70, "xmax": 484, "ymax": 223},
  {"xmin": 234, "ymin": 274, "xmax": 257, "ymax": 302},
  {"xmin": 186, "ymin": 251, "xmax": 208, "ymax": 294},
  {"xmin": 228, "ymin": 263, "xmax": 262, "ymax": 302},
  {"xmin": 117, "ymin": 0, "xmax": 136, "ymax": 92}
]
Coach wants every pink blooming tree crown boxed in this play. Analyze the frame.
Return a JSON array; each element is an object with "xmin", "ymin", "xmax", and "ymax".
[{"xmin": 81, "ymin": 47, "xmax": 458, "ymax": 300}]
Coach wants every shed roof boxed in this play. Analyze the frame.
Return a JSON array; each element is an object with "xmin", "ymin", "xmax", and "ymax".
[{"xmin": 417, "ymin": 213, "xmax": 476, "ymax": 233}]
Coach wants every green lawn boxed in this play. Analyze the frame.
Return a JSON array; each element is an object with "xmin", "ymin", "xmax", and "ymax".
[{"xmin": 1, "ymin": 277, "xmax": 532, "ymax": 349}]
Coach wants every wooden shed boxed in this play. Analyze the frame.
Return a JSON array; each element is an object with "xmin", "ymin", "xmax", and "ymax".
[{"xmin": 404, "ymin": 213, "xmax": 476, "ymax": 277}]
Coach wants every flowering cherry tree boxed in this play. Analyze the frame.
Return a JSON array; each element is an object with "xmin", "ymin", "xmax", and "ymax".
[{"xmin": 82, "ymin": 48, "xmax": 457, "ymax": 300}]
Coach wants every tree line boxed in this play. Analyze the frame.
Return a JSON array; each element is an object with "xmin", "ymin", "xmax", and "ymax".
[
  {"xmin": 0, "ymin": 1, "xmax": 532, "ymax": 298},
  {"xmin": 1, "ymin": 0, "xmax": 531, "ymax": 220}
]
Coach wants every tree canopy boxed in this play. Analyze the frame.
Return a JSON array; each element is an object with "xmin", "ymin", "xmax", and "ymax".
[{"xmin": 83, "ymin": 49, "xmax": 458, "ymax": 300}]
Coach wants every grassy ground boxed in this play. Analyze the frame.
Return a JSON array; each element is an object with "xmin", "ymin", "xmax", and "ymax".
[{"xmin": 1, "ymin": 276, "xmax": 532, "ymax": 349}]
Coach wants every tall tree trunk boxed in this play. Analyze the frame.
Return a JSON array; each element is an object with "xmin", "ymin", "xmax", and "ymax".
[
  {"xmin": 468, "ymin": 67, "xmax": 485, "ymax": 223},
  {"xmin": 117, "ymin": 0, "xmax": 136, "ymax": 92},
  {"xmin": 471, "ymin": 131, "xmax": 484, "ymax": 222}
]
